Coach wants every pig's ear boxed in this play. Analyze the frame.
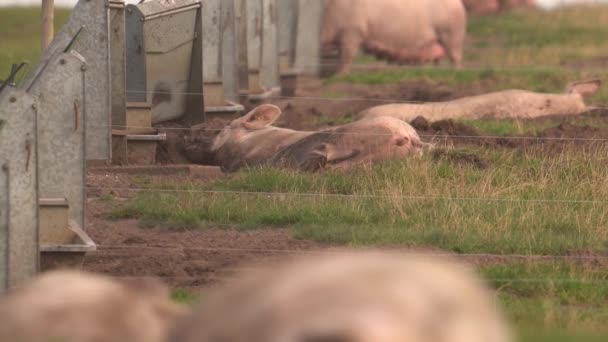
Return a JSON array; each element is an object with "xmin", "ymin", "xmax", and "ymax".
[
  {"xmin": 240, "ymin": 104, "xmax": 282, "ymax": 129},
  {"xmin": 566, "ymin": 79, "xmax": 601, "ymax": 97}
]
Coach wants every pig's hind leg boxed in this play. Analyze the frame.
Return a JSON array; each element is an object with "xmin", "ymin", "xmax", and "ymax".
[{"xmin": 337, "ymin": 30, "xmax": 364, "ymax": 74}]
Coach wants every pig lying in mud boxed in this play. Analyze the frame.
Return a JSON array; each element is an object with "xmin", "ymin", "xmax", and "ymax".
[
  {"xmin": 360, "ymin": 79, "xmax": 602, "ymax": 123},
  {"xmin": 0, "ymin": 271, "xmax": 188, "ymax": 342},
  {"xmin": 321, "ymin": 0, "xmax": 466, "ymax": 74},
  {"xmin": 462, "ymin": 0, "xmax": 535, "ymax": 15},
  {"xmin": 207, "ymin": 104, "xmax": 431, "ymax": 172},
  {"xmin": 167, "ymin": 252, "xmax": 513, "ymax": 342}
]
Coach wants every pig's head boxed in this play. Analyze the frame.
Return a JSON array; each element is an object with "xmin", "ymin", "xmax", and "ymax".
[
  {"xmin": 563, "ymin": 79, "xmax": 602, "ymax": 112},
  {"xmin": 210, "ymin": 104, "xmax": 306, "ymax": 172},
  {"xmin": 211, "ymin": 104, "xmax": 283, "ymax": 153}
]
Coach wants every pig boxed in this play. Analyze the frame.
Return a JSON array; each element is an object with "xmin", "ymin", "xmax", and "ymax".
[
  {"xmin": 208, "ymin": 104, "xmax": 431, "ymax": 172},
  {"xmin": 359, "ymin": 79, "xmax": 602, "ymax": 123},
  {"xmin": 0, "ymin": 270, "xmax": 189, "ymax": 342},
  {"xmin": 167, "ymin": 251, "xmax": 513, "ymax": 342},
  {"xmin": 463, "ymin": 0, "xmax": 535, "ymax": 15},
  {"xmin": 321, "ymin": 0, "xmax": 467, "ymax": 74}
]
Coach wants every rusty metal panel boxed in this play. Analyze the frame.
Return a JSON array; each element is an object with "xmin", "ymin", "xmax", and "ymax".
[
  {"xmin": 0, "ymin": 87, "xmax": 39, "ymax": 292},
  {"xmin": 22, "ymin": 0, "xmax": 112, "ymax": 161},
  {"xmin": 295, "ymin": 0, "xmax": 323, "ymax": 75},
  {"xmin": 27, "ymin": 52, "xmax": 87, "ymax": 237},
  {"xmin": 261, "ymin": 0, "xmax": 280, "ymax": 90},
  {"xmin": 278, "ymin": 0, "xmax": 298, "ymax": 71},
  {"xmin": 110, "ymin": 0, "xmax": 127, "ymax": 129}
]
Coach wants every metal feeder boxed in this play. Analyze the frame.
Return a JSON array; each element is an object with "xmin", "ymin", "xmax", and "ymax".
[{"xmin": 126, "ymin": 0, "xmax": 205, "ymax": 126}]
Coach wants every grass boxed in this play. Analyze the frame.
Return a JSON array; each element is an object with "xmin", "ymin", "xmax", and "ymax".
[
  {"xmin": 484, "ymin": 263, "xmax": 608, "ymax": 331},
  {"xmin": 171, "ymin": 289, "xmax": 200, "ymax": 305},
  {"xmin": 466, "ymin": 6, "xmax": 608, "ymax": 66},
  {"xmin": 111, "ymin": 145, "xmax": 608, "ymax": 255},
  {"xmin": 0, "ymin": 7, "xmax": 70, "ymax": 82}
]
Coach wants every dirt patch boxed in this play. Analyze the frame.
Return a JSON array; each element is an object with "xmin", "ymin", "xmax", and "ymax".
[
  {"xmin": 431, "ymin": 148, "xmax": 489, "ymax": 169},
  {"xmin": 83, "ymin": 218, "xmax": 326, "ymax": 290},
  {"xmin": 272, "ymin": 77, "xmax": 479, "ymax": 131},
  {"xmin": 410, "ymin": 109, "xmax": 608, "ymax": 150}
]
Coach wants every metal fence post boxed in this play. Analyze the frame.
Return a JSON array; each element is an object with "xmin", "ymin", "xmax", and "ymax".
[
  {"xmin": 260, "ymin": 0, "xmax": 280, "ymax": 92},
  {"xmin": 0, "ymin": 88, "xmax": 39, "ymax": 293},
  {"xmin": 234, "ymin": 0, "xmax": 250, "ymax": 104},
  {"xmin": 278, "ymin": 0, "xmax": 298, "ymax": 72},
  {"xmin": 110, "ymin": 0, "xmax": 127, "ymax": 131},
  {"xmin": 246, "ymin": 0, "xmax": 265, "ymax": 95},
  {"xmin": 202, "ymin": 0, "xmax": 224, "ymax": 107},
  {"xmin": 221, "ymin": 0, "xmax": 241, "ymax": 104},
  {"xmin": 295, "ymin": 0, "xmax": 323, "ymax": 76}
]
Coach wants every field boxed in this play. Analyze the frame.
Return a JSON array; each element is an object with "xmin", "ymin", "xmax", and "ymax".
[{"xmin": 3, "ymin": 4, "xmax": 608, "ymax": 342}]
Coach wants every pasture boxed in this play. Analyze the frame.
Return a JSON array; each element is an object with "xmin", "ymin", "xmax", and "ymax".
[{"xmin": 2, "ymin": 4, "xmax": 608, "ymax": 342}]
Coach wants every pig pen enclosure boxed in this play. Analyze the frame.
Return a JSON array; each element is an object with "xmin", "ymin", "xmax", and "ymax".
[{"xmin": 2, "ymin": 1, "xmax": 608, "ymax": 341}]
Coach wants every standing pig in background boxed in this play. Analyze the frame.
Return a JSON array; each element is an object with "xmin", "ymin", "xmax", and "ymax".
[
  {"xmin": 321, "ymin": 0, "xmax": 467, "ymax": 74},
  {"xmin": 462, "ymin": 0, "xmax": 536, "ymax": 15}
]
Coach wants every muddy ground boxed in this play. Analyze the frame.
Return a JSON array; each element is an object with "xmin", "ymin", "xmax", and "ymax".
[{"xmin": 83, "ymin": 77, "xmax": 608, "ymax": 291}]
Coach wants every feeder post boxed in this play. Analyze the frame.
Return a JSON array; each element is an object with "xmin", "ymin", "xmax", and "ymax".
[
  {"xmin": 41, "ymin": 0, "xmax": 54, "ymax": 51},
  {"xmin": 260, "ymin": 0, "xmax": 280, "ymax": 91},
  {"xmin": 0, "ymin": 88, "xmax": 40, "ymax": 294},
  {"xmin": 234, "ymin": 0, "xmax": 250, "ymax": 103},
  {"xmin": 201, "ymin": 0, "xmax": 224, "ymax": 107},
  {"xmin": 110, "ymin": 1, "xmax": 127, "ymax": 131},
  {"xmin": 278, "ymin": 0, "xmax": 298, "ymax": 72},
  {"xmin": 26, "ymin": 0, "xmax": 114, "ymax": 162}
]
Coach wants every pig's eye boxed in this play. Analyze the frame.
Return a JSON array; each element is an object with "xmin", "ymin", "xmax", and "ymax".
[
  {"xmin": 395, "ymin": 137, "xmax": 410, "ymax": 146},
  {"xmin": 299, "ymin": 333, "xmax": 352, "ymax": 342}
]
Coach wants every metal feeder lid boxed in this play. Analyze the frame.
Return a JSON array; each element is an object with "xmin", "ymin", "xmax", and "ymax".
[{"xmin": 127, "ymin": 0, "xmax": 201, "ymax": 20}]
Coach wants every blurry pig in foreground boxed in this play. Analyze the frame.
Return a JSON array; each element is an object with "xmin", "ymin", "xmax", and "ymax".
[
  {"xmin": 168, "ymin": 252, "xmax": 513, "ymax": 342},
  {"xmin": 0, "ymin": 270, "xmax": 188, "ymax": 342}
]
